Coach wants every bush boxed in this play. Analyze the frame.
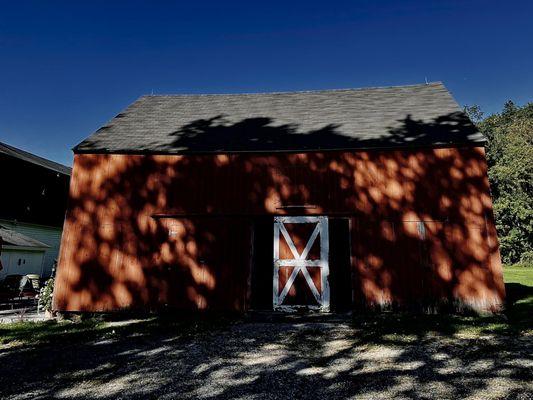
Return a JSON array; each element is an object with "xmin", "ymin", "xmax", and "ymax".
[
  {"xmin": 520, "ymin": 251, "xmax": 533, "ymax": 265},
  {"xmin": 39, "ymin": 278, "xmax": 55, "ymax": 313}
]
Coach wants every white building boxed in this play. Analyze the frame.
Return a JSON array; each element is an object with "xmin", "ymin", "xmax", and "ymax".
[
  {"xmin": 0, "ymin": 141, "xmax": 71, "ymax": 279},
  {"xmin": 0, "ymin": 226, "xmax": 49, "ymax": 279}
]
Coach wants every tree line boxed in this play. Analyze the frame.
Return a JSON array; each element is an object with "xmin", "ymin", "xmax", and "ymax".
[{"xmin": 465, "ymin": 101, "xmax": 533, "ymax": 266}]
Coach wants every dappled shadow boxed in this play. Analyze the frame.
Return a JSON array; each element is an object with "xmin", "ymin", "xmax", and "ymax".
[
  {"xmin": 53, "ymin": 111, "xmax": 504, "ymax": 313},
  {"xmin": 166, "ymin": 111, "xmax": 479, "ymax": 152},
  {"xmin": 0, "ymin": 316, "xmax": 531, "ymax": 399},
  {"xmin": 504, "ymin": 282, "xmax": 533, "ymax": 332},
  {"xmin": 505, "ymin": 283, "xmax": 533, "ymax": 306}
]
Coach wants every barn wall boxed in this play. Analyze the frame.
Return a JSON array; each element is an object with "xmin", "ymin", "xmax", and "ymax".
[
  {"xmin": 53, "ymin": 146, "xmax": 504, "ymax": 312},
  {"xmin": 54, "ymin": 216, "xmax": 252, "ymax": 311}
]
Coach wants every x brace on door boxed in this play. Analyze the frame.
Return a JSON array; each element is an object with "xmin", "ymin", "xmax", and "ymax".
[{"xmin": 273, "ymin": 216, "xmax": 329, "ymax": 311}]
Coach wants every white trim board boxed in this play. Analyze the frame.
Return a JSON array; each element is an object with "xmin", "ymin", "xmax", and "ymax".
[{"xmin": 273, "ymin": 216, "xmax": 329, "ymax": 312}]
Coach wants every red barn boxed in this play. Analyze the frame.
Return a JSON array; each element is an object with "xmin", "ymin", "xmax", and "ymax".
[{"xmin": 54, "ymin": 82, "xmax": 505, "ymax": 313}]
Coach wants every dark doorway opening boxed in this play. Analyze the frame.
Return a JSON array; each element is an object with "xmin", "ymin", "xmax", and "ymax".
[
  {"xmin": 328, "ymin": 218, "xmax": 352, "ymax": 312},
  {"xmin": 250, "ymin": 217, "xmax": 274, "ymax": 310},
  {"xmin": 249, "ymin": 216, "xmax": 352, "ymax": 312}
]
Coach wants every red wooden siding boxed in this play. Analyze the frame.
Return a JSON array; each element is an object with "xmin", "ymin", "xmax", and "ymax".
[
  {"xmin": 54, "ymin": 146, "xmax": 504, "ymax": 312},
  {"xmin": 55, "ymin": 217, "xmax": 252, "ymax": 311}
]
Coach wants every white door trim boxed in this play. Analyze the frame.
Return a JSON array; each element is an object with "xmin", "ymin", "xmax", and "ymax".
[{"xmin": 273, "ymin": 216, "xmax": 329, "ymax": 312}]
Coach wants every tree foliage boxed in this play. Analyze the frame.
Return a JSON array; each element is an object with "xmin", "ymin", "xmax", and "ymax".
[{"xmin": 465, "ymin": 102, "xmax": 533, "ymax": 264}]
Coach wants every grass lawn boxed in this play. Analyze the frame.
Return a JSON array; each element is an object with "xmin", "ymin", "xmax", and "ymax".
[
  {"xmin": 501, "ymin": 265, "xmax": 533, "ymax": 334},
  {"xmin": 503, "ymin": 265, "xmax": 533, "ymax": 286}
]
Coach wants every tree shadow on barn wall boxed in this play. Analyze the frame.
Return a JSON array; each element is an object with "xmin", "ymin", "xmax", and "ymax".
[{"xmin": 53, "ymin": 110, "xmax": 504, "ymax": 313}]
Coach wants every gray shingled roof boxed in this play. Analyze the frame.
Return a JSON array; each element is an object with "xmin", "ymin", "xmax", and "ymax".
[
  {"xmin": 0, "ymin": 226, "xmax": 49, "ymax": 249},
  {"xmin": 0, "ymin": 142, "xmax": 71, "ymax": 175},
  {"xmin": 74, "ymin": 82, "xmax": 485, "ymax": 154}
]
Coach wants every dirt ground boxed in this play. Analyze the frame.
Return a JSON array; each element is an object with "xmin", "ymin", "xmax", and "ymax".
[{"xmin": 0, "ymin": 315, "xmax": 531, "ymax": 400}]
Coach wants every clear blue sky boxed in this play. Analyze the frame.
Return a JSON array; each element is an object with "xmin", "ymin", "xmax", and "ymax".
[{"xmin": 1, "ymin": 1, "xmax": 532, "ymax": 166}]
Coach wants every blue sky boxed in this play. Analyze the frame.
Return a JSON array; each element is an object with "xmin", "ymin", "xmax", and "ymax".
[{"xmin": 1, "ymin": 0, "xmax": 532, "ymax": 166}]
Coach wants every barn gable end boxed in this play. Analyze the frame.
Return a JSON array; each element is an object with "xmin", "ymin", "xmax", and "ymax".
[{"xmin": 54, "ymin": 83, "xmax": 504, "ymax": 313}]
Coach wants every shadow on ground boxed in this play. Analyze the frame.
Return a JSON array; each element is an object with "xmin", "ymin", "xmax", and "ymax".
[{"xmin": 0, "ymin": 302, "xmax": 531, "ymax": 400}]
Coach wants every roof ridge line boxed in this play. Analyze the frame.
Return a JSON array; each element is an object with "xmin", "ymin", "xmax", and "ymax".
[{"xmin": 141, "ymin": 82, "xmax": 444, "ymax": 98}]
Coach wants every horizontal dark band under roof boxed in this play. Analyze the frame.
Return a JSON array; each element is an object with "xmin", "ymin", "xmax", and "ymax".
[{"xmin": 74, "ymin": 82, "xmax": 485, "ymax": 154}]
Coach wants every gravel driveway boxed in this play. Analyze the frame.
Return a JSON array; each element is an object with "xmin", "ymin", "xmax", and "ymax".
[{"xmin": 0, "ymin": 317, "xmax": 532, "ymax": 399}]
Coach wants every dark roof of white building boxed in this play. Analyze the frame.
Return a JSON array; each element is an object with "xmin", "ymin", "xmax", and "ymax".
[
  {"xmin": 0, "ymin": 226, "xmax": 50, "ymax": 249},
  {"xmin": 0, "ymin": 142, "xmax": 71, "ymax": 176},
  {"xmin": 74, "ymin": 82, "xmax": 485, "ymax": 154}
]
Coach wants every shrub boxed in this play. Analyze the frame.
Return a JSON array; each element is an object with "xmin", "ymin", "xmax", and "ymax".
[
  {"xmin": 39, "ymin": 278, "xmax": 55, "ymax": 313},
  {"xmin": 520, "ymin": 251, "xmax": 533, "ymax": 265}
]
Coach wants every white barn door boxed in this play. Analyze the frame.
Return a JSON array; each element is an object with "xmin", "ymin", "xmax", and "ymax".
[{"xmin": 273, "ymin": 216, "xmax": 329, "ymax": 312}]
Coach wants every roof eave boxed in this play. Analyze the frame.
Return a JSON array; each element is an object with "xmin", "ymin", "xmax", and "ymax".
[{"xmin": 72, "ymin": 139, "xmax": 488, "ymax": 156}]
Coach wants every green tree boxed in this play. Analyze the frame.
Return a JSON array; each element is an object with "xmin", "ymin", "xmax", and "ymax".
[
  {"xmin": 467, "ymin": 102, "xmax": 533, "ymax": 264},
  {"xmin": 463, "ymin": 104, "xmax": 484, "ymax": 123}
]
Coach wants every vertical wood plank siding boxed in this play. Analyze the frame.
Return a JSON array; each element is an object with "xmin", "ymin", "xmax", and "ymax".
[{"xmin": 54, "ymin": 147, "xmax": 504, "ymax": 312}]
